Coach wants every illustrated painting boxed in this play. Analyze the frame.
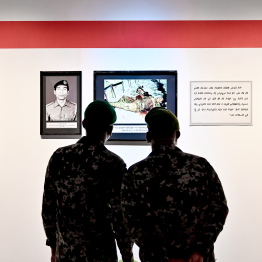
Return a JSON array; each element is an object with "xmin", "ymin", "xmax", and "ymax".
[{"xmin": 104, "ymin": 79, "xmax": 167, "ymax": 124}]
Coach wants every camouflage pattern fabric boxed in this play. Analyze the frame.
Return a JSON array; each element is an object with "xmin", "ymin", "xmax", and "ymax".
[
  {"xmin": 42, "ymin": 136, "xmax": 134, "ymax": 262},
  {"xmin": 121, "ymin": 144, "xmax": 228, "ymax": 262}
]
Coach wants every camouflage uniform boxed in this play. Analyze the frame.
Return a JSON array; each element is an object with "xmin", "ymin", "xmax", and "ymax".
[
  {"xmin": 42, "ymin": 136, "xmax": 134, "ymax": 262},
  {"xmin": 121, "ymin": 144, "xmax": 228, "ymax": 262}
]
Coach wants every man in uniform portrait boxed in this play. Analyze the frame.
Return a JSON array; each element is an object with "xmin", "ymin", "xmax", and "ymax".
[{"xmin": 46, "ymin": 80, "xmax": 77, "ymax": 121}]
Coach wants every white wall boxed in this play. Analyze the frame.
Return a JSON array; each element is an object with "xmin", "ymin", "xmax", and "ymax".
[
  {"xmin": 1, "ymin": 47, "xmax": 262, "ymax": 262},
  {"xmin": 1, "ymin": 1, "xmax": 262, "ymax": 262}
]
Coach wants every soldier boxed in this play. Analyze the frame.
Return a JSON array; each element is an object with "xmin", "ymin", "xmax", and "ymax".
[
  {"xmin": 42, "ymin": 100, "xmax": 134, "ymax": 262},
  {"xmin": 46, "ymin": 80, "xmax": 77, "ymax": 121},
  {"xmin": 121, "ymin": 107, "xmax": 228, "ymax": 262}
]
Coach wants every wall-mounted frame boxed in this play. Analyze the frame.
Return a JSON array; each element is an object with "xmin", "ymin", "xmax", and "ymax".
[
  {"xmin": 94, "ymin": 71, "xmax": 177, "ymax": 142},
  {"xmin": 40, "ymin": 71, "xmax": 82, "ymax": 136}
]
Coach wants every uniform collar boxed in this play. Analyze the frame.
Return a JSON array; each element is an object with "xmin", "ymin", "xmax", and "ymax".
[
  {"xmin": 77, "ymin": 136, "xmax": 105, "ymax": 148},
  {"xmin": 54, "ymin": 99, "xmax": 70, "ymax": 108},
  {"xmin": 151, "ymin": 143, "xmax": 182, "ymax": 155}
]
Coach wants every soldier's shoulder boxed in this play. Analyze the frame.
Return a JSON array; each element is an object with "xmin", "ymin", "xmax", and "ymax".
[
  {"xmin": 127, "ymin": 157, "xmax": 149, "ymax": 172},
  {"xmin": 104, "ymin": 147, "xmax": 126, "ymax": 164},
  {"xmin": 67, "ymin": 100, "xmax": 77, "ymax": 106},
  {"xmin": 181, "ymin": 150, "xmax": 207, "ymax": 161},
  {"xmin": 178, "ymin": 150, "xmax": 210, "ymax": 168},
  {"xmin": 53, "ymin": 142, "xmax": 80, "ymax": 155},
  {"xmin": 46, "ymin": 101, "xmax": 55, "ymax": 107}
]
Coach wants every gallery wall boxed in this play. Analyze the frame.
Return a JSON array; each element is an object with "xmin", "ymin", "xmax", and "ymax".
[{"xmin": 1, "ymin": 1, "xmax": 262, "ymax": 262}]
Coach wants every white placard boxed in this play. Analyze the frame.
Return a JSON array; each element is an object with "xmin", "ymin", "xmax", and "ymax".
[
  {"xmin": 190, "ymin": 81, "xmax": 252, "ymax": 125},
  {"xmin": 113, "ymin": 125, "xmax": 148, "ymax": 133},
  {"xmin": 46, "ymin": 122, "xmax": 77, "ymax": 128}
]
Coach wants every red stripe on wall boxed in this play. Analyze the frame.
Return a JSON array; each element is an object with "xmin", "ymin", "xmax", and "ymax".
[{"xmin": 1, "ymin": 21, "xmax": 262, "ymax": 48}]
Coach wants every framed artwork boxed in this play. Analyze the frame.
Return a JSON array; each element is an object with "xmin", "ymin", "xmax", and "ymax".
[
  {"xmin": 40, "ymin": 71, "xmax": 82, "ymax": 136},
  {"xmin": 94, "ymin": 71, "xmax": 177, "ymax": 142}
]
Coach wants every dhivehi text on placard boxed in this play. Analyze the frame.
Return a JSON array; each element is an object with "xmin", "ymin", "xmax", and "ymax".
[
  {"xmin": 113, "ymin": 125, "xmax": 148, "ymax": 133},
  {"xmin": 46, "ymin": 122, "xmax": 77, "ymax": 128},
  {"xmin": 190, "ymin": 81, "xmax": 252, "ymax": 125}
]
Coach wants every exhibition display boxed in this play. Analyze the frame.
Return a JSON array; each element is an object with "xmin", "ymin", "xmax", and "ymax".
[{"xmin": 94, "ymin": 70, "xmax": 178, "ymax": 141}]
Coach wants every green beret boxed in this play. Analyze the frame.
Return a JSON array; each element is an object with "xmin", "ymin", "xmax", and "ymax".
[
  {"xmin": 84, "ymin": 100, "xmax": 117, "ymax": 125},
  {"xmin": 145, "ymin": 107, "xmax": 179, "ymax": 135}
]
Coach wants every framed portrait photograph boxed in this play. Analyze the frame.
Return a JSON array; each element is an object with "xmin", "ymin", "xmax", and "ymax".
[
  {"xmin": 40, "ymin": 71, "xmax": 82, "ymax": 136},
  {"xmin": 94, "ymin": 71, "xmax": 177, "ymax": 142}
]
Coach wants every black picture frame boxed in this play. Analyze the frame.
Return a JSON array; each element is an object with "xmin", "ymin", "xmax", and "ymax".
[
  {"xmin": 94, "ymin": 71, "xmax": 177, "ymax": 142},
  {"xmin": 40, "ymin": 71, "xmax": 82, "ymax": 136}
]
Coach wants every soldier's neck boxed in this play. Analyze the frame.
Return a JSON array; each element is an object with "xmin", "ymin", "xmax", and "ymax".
[
  {"xmin": 151, "ymin": 138, "xmax": 175, "ymax": 150},
  {"xmin": 57, "ymin": 99, "xmax": 66, "ymax": 107},
  {"xmin": 85, "ymin": 132, "xmax": 107, "ymax": 145}
]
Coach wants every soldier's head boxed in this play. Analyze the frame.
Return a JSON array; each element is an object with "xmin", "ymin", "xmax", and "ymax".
[
  {"xmin": 145, "ymin": 107, "xmax": 180, "ymax": 146},
  {"xmin": 82, "ymin": 100, "xmax": 117, "ymax": 142},
  {"xmin": 54, "ymin": 80, "xmax": 69, "ymax": 101}
]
